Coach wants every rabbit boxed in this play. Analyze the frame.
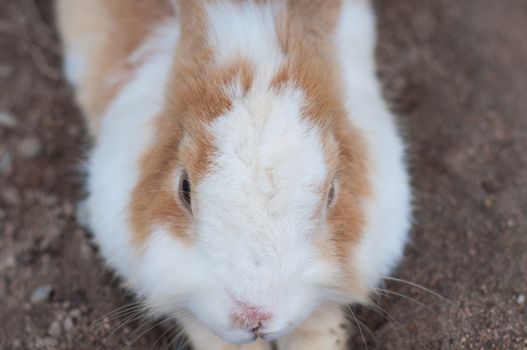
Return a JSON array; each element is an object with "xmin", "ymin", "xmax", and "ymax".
[{"xmin": 56, "ymin": 0, "xmax": 411, "ymax": 349}]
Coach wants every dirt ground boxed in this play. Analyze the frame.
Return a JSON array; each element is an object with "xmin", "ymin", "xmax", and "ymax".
[{"xmin": 0, "ymin": 0, "xmax": 526, "ymax": 349}]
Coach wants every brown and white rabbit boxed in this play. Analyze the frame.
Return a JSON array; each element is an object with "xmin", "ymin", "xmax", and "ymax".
[{"xmin": 56, "ymin": 0, "xmax": 411, "ymax": 349}]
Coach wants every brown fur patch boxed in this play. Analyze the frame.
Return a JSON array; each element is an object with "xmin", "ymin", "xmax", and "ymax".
[
  {"xmin": 130, "ymin": 56, "xmax": 255, "ymax": 243},
  {"xmin": 274, "ymin": 0, "xmax": 372, "ymax": 288},
  {"xmin": 128, "ymin": 2, "xmax": 258, "ymax": 243}
]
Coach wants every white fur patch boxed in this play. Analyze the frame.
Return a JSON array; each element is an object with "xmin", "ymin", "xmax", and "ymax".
[
  {"xmin": 178, "ymin": 80, "xmax": 335, "ymax": 343},
  {"xmin": 335, "ymin": 0, "xmax": 412, "ymax": 289},
  {"xmin": 87, "ymin": 19, "xmax": 179, "ymax": 282}
]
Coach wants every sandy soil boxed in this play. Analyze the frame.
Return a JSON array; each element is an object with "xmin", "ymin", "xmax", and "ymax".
[{"xmin": 0, "ymin": 0, "xmax": 526, "ymax": 349}]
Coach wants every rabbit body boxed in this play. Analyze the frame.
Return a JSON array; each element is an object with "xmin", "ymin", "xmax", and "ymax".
[{"xmin": 56, "ymin": 0, "xmax": 411, "ymax": 349}]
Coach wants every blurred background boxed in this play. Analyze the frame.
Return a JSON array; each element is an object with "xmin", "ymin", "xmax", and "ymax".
[{"xmin": 0, "ymin": 0, "xmax": 526, "ymax": 349}]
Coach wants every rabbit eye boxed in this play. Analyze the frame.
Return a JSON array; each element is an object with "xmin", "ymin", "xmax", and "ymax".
[
  {"xmin": 327, "ymin": 181, "xmax": 336, "ymax": 207},
  {"xmin": 179, "ymin": 171, "xmax": 192, "ymax": 212}
]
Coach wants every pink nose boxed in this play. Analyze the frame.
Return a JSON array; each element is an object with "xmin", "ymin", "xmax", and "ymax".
[{"xmin": 230, "ymin": 301, "xmax": 272, "ymax": 334}]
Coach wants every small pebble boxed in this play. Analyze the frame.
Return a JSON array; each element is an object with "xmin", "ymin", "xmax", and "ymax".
[
  {"xmin": 62, "ymin": 202, "xmax": 74, "ymax": 217},
  {"xmin": 69, "ymin": 309, "xmax": 81, "ymax": 319},
  {"xmin": 48, "ymin": 321, "xmax": 62, "ymax": 337},
  {"xmin": 2, "ymin": 186, "xmax": 20, "ymax": 206},
  {"xmin": 0, "ymin": 253, "xmax": 16, "ymax": 270},
  {"xmin": 63, "ymin": 316, "xmax": 74, "ymax": 332},
  {"xmin": 17, "ymin": 136, "xmax": 42, "ymax": 159},
  {"xmin": 30, "ymin": 285, "xmax": 54, "ymax": 303},
  {"xmin": 517, "ymin": 294, "xmax": 525, "ymax": 305},
  {"xmin": 0, "ymin": 110, "xmax": 16, "ymax": 128}
]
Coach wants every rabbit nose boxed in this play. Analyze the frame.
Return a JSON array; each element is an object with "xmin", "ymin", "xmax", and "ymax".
[{"xmin": 230, "ymin": 301, "xmax": 272, "ymax": 334}]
